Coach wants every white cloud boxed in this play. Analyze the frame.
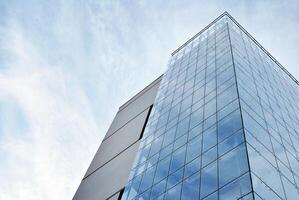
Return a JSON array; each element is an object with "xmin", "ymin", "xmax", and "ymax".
[{"xmin": 0, "ymin": 20, "xmax": 101, "ymax": 200}]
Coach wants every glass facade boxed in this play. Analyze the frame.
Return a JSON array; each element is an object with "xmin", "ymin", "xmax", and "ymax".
[
  {"xmin": 228, "ymin": 17, "xmax": 299, "ymax": 200},
  {"xmin": 121, "ymin": 13, "xmax": 299, "ymax": 200}
]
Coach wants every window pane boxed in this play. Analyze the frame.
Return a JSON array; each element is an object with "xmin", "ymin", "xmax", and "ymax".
[
  {"xmin": 205, "ymin": 78, "xmax": 216, "ymax": 95},
  {"xmin": 204, "ymin": 98, "xmax": 216, "ymax": 118},
  {"xmin": 179, "ymin": 107, "xmax": 191, "ymax": 121},
  {"xmin": 202, "ymin": 191, "xmax": 218, "ymax": 200},
  {"xmin": 242, "ymin": 111, "xmax": 272, "ymax": 152},
  {"xmin": 205, "ymin": 90, "xmax": 216, "ymax": 105},
  {"xmin": 251, "ymin": 174, "xmax": 282, "ymax": 200},
  {"xmin": 218, "ymin": 109, "xmax": 242, "ymax": 142},
  {"xmin": 219, "ymin": 144, "xmax": 249, "ymax": 187},
  {"xmin": 170, "ymin": 145, "xmax": 186, "ymax": 173},
  {"xmin": 204, "ymin": 114, "xmax": 217, "ymax": 130},
  {"xmin": 240, "ymin": 192, "xmax": 254, "ymax": 200},
  {"xmin": 200, "ymin": 161, "xmax": 218, "ymax": 198},
  {"xmin": 150, "ymin": 179, "xmax": 166, "ymax": 199},
  {"xmin": 173, "ymin": 134, "xmax": 188, "ymax": 150},
  {"xmin": 181, "ymin": 172, "xmax": 200, "ymax": 200},
  {"xmin": 188, "ymin": 124, "xmax": 202, "ymax": 141},
  {"xmin": 282, "ymin": 176, "xmax": 298, "ymax": 200},
  {"xmin": 176, "ymin": 117, "xmax": 190, "ymax": 138},
  {"xmin": 190, "ymin": 107, "xmax": 204, "ymax": 129},
  {"xmin": 218, "ymin": 129, "xmax": 244, "ymax": 156},
  {"xmin": 181, "ymin": 95, "xmax": 193, "ymax": 112},
  {"xmin": 217, "ymin": 84, "xmax": 238, "ymax": 110},
  {"xmin": 186, "ymin": 136, "xmax": 202, "ymax": 162},
  {"xmin": 217, "ymin": 75, "xmax": 235, "ymax": 95},
  {"xmin": 219, "ymin": 173, "xmax": 252, "ymax": 200},
  {"xmin": 184, "ymin": 156, "xmax": 201, "ymax": 178},
  {"xmin": 159, "ymin": 144, "xmax": 173, "ymax": 160},
  {"xmin": 202, "ymin": 146, "xmax": 217, "ymax": 167},
  {"xmin": 203, "ymin": 125, "xmax": 217, "ymax": 152},
  {"xmin": 193, "ymin": 86, "xmax": 205, "ymax": 103},
  {"xmin": 217, "ymin": 99, "xmax": 239, "ymax": 120},
  {"xmin": 163, "ymin": 126, "xmax": 176, "ymax": 147},
  {"xmin": 167, "ymin": 167, "xmax": 184, "ymax": 189},
  {"xmin": 165, "ymin": 182, "xmax": 182, "ymax": 200},
  {"xmin": 247, "ymin": 144, "xmax": 285, "ymax": 198},
  {"xmin": 148, "ymin": 153, "xmax": 159, "ymax": 167},
  {"xmin": 154, "ymin": 156, "xmax": 171, "ymax": 184},
  {"xmin": 139, "ymin": 166, "xmax": 156, "ymax": 193},
  {"xmin": 192, "ymin": 97, "xmax": 204, "ymax": 111},
  {"xmin": 149, "ymin": 135, "xmax": 163, "ymax": 157},
  {"xmin": 137, "ymin": 190, "xmax": 150, "ymax": 199}
]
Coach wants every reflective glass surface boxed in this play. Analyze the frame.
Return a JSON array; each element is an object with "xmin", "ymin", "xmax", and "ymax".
[
  {"xmin": 228, "ymin": 18, "xmax": 299, "ymax": 199},
  {"xmin": 122, "ymin": 13, "xmax": 299, "ymax": 200}
]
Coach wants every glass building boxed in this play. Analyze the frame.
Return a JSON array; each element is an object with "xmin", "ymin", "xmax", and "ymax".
[{"xmin": 121, "ymin": 12, "xmax": 299, "ymax": 200}]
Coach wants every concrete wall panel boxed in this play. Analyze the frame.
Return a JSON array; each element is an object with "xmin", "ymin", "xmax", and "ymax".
[
  {"xmin": 73, "ymin": 142, "xmax": 139, "ymax": 200},
  {"xmin": 84, "ymin": 108, "xmax": 150, "ymax": 177},
  {"xmin": 73, "ymin": 76, "xmax": 162, "ymax": 200},
  {"xmin": 104, "ymin": 76, "xmax": 161, "ymax": 139}
]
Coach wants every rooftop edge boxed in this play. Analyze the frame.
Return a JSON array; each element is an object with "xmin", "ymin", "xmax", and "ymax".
[
  {"xmin": 171, "ymin": 11, "xmax": 299, "ymax": 86},
  {"xmin": 118, "ymin": 74, "xmax": 163, "ymax": 112}
]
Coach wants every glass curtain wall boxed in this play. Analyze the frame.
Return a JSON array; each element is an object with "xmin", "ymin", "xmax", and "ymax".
[
  {"xmin": 228, "ymin": 18, "xmax": 299, "ymax": 200},
  {"xmin": 121, "ymin": 13, "xmax": 299, "ymax": 200},
  {"xmin": 122, "ymin": 14, "xmax": 253, "ymax": 200}
]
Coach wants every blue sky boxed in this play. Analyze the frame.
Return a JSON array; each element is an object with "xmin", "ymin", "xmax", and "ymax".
[{"xmin": 0, "ymin": 1, "xmax": 298, "ymax": 199}]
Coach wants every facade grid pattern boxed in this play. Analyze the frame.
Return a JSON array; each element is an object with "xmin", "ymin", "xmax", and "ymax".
[
  {"xmin": 121, "ymin": 13, "xmax": 299, "ymax": 200},
  {"xmin": 228, "ymin": 19, "xmax": 299, "ymax": 199}
]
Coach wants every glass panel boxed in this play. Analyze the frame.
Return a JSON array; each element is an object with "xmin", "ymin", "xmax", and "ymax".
[
  {"xmin": 173, "ymin": 134, "xmax": 188, "ymax": 150},
  {"xmin": 200, "ymin": 161, "xmax": 218, "ymax": 198},
  {"xmin": 149, "ymin": 135, "xmax": 163, "ymax": 157},
  {"xmin": 184, "ymin": 156, "xmax": 201, "ymax": 178},
  {"xmin": 190, "ymin": 107, "xmax": 204, "ymax": 129},
  {"xmin": 166, "ymin": 167, "xmax": 184, "ymax": 190},
  {"xmin": 202, "ymin": 145, "xmax": 217, "ymax": 167},
  {"xmin": 154, "ymin": 156, "xmax": 171, "ymax": 184},
  {"xmin": 217, "ymin": 99, "xmax": 239, "ymax": 120},
  {"xmin": 127, "ymin": 175, "xmax": 142, "ymax": 199},
  {"xmin": 218, "ymin": 129, "xmax": 244, "ymax": 156},
  {"xmin": 150, "ymin": 179, "xmax": 166, "ymax": 199},
  {"xmin": 217, "ymin": 84, "xmax": 238, "ymax": 110},
  {"xmin": 181, "ymin": 172, "xmax": 200, "ymax": 199},
  {"xmin": 202, "ymin": 191, "xmax": 218, "ymax": 200},
  {"xmin": 203, "ymin": 125, "xmax": 217, "ymax": 152},
  {"xmin": 159, "ymin": 144, "xmax": 173, "ymax": 160},
  {"xmin": 188, "ymin": 124, "xmax": 202, "ymax": 141},
  {"xmin": 169, "ymin": 145, "xmax": 186, "ymax": 173},
  {"xmin": 162, "ymin": 126, "xmax": 176, "ymax": 147},
  {"xmin": 139, "ymin": 166, "xmax": 156, "ymax": 193},
  {"xmin": 281, "ymin": 176, "xmax": 298, "ymax": 200},
  {"xmin": 204, "ymin": 114, "xmax": 217, "ymax": 130},
  {"xmin": 176, "ymin": 117, "xmax": 190, "ymax": 138},
  {"xmin": 181, "ymin": 95, "xmax": 193, "ymax": 112},
  {"xmin": 247, "ymin": 144, "xmax": 285, "ymax": 199},
  {"xmin": 218, "ymin": 109, "xmax": 242, "ymax": 142},
  {"xmin": 204, "ymin": 98, "xmax": 216, "ymax": 118},
  {"xmin": 251, "ymin": 173, "xmax": 282, "ymax": 200},
  {"xmin": 219, "ymin": 144, "xmax": 248, "ymax": 187},
  {"xmin": 219, "ymin": 173, "xmax": 252, "ymax": 200},
  {"xmin": 186, "ymin": 136, "xmax": 202, "ymax": 162},
  {"xmin": 164, "ymin": 182, "xmax": 182, "ymax": 200}
]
